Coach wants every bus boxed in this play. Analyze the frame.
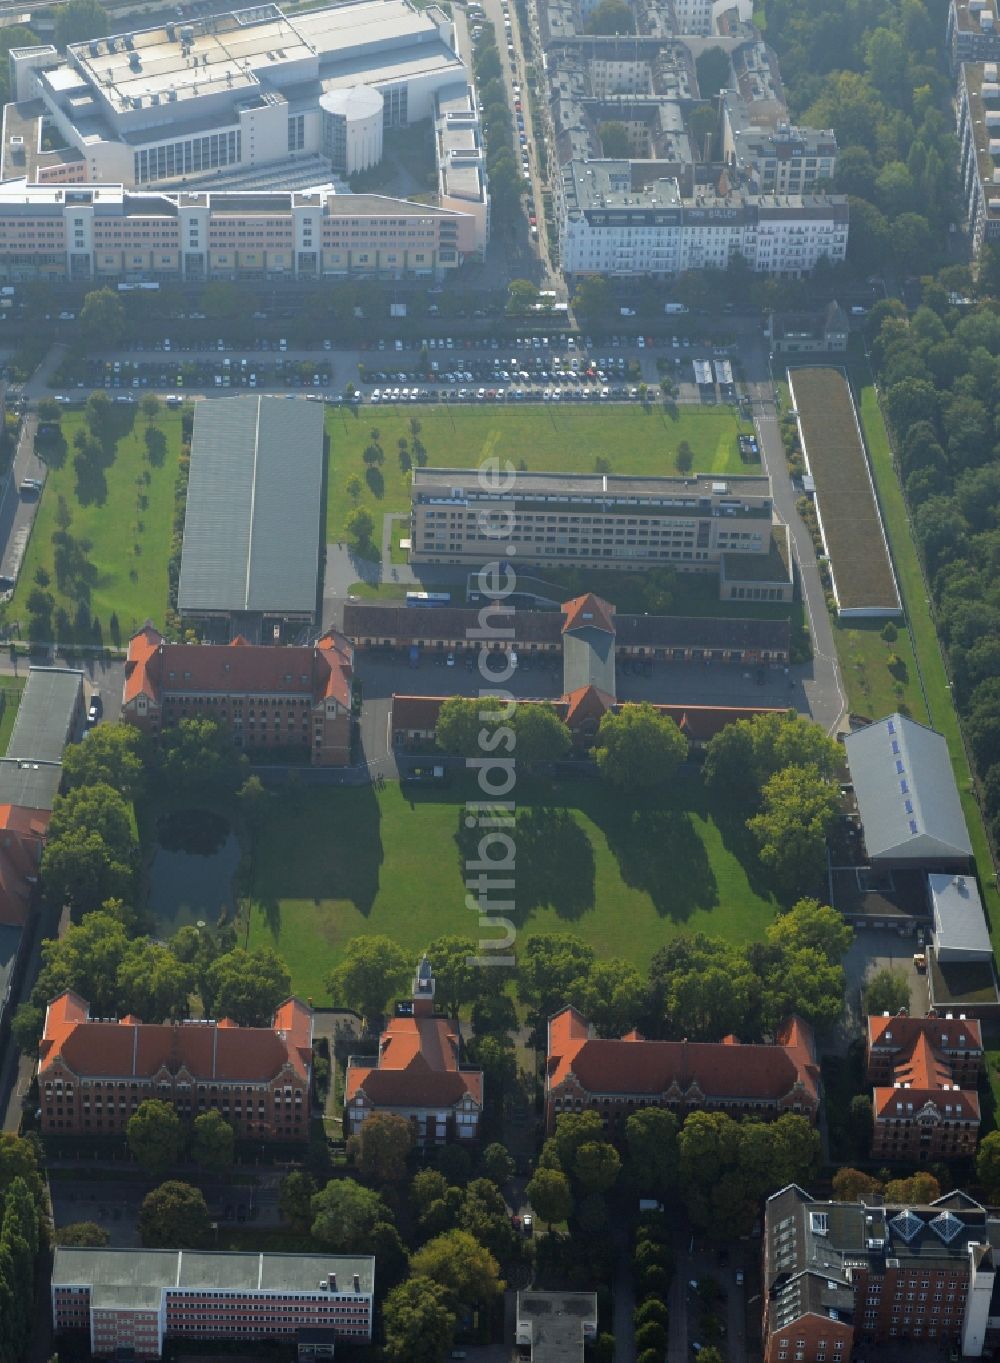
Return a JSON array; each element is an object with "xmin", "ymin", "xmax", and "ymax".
[{"xmin": 405, "ymin": 591, "xmax": 452, "ymax": 608}]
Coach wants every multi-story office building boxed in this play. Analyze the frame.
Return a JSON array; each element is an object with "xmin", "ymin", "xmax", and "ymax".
[
  {"xmin": 958, "ymin": 61, "xmax": 1000, "ymax": 253},
  {"xmin": 52, "ymin": 1248, "xmax": 374, "ymax": 1359},
  {"xmin": 763, "ymin": 1185, "xmax": 997, "ymax": 1361},
  {"xmin": 410, "ymin": 467, "xmax": 774, "ymax": 571},
  {"xmin": 949, "ymin": 0, "xmax": 1000, "ymax": 70},
  {"xmin": 38, "ymin": 991, "xmax": 314, "ymax": 1140},
  {"xmin": 122, "ymin": 626, "xmax": 355, "ymax": 766},
  {"xmin": 558, "ymin": 160, "xmax": 848, "ymax": 277},
  {"xmin": 866, "ymin": 1012, "xmax": 983, "ymax": 1162},
  {"xmin": 0, "ymin": 179, "xmax": 480, "ymax": 281},
  {"xmin": 6, "ymin": 1, "xmax": 462, "ymax": 186}
]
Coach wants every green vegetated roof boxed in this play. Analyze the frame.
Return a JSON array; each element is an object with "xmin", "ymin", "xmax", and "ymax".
[{"xmin": 789, "ymin": 367, "xmax": 900, "ymax": 612}]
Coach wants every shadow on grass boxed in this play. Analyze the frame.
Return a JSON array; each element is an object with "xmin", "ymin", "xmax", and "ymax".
[
  {"xmin": 709, "ymin": 793, "xmax": 783, "ymax": 904},
  {"xmin": 252, "ymin": 781, "xmax": 383, "ymax": 933},
  {"xmin": 596, "ymin": 802, "xmax": 718, "ymax": 921},
  {"xmin": 454, "ymin": 804, "xmax": 596, "ymax": 919}
]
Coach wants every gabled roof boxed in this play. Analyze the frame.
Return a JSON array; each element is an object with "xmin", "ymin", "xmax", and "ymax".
[
  {"xmin": 124, "ymin": 629, "xmax": 352, "ymax": 711},
  {"xmin": 561, "ymin": 593, "xmax": 616, "ymax": 636},
  {"xmin": 39, "ymin": 991, "xmax": 313, "ymax": 1083},
  {"xmin": 563, "ymin": 685, "xmax": 615, "ymax": 730},
  {"xmin": 867, "ymin": 1012, "xmax": 982, "ymax": 1053},
  {"xmin": 547, "ymin": 1007, "xmax": 819, "ymax": 1107},
  {"xmin": 844, "ymin": 714, "xmax": 973, "ymax": 861},
  {"xmin": 867, "ymin": 1013, "xmax": 981, "ymax": 1122},
  {"xmin": 346, "ymin": 1013, "xmax": 483, "ymax": 1109}
]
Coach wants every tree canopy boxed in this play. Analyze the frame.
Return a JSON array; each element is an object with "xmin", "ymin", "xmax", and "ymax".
[
  {"xmin": 594, "ymin": 704, "xmax": 688, "ymax": 789},
  {"xmin": 139, "ymin": 1181, "xmax": 211, "ymax": 1248},
  {"xmin": 327, "ymin": 935, "xmax": 412, "ymax": 1028}
]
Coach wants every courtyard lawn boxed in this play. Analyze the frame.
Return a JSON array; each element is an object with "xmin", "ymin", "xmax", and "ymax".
[
  {"xmin": 851, "ymin": 371, "xmax": 1000, "ymax": 948},
  {"xmin": 327, "ymin": 404, "xmax": 752, "ymax": 542},
  {"xmin": 244, "ymin": 772, "xmax": 780, "ymax": 1003},
  {"xmin": 4, "ymin": 408, "xmax": 184, "ymax": 641},
  {"xmin": 833, "ymin": 619, "xmax": 928, "ymax": 727}
]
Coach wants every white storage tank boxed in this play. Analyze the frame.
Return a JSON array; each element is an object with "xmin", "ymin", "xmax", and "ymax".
[{"xmin": 320, "ymin": 86, "xmax": 384, "ymax": 175}]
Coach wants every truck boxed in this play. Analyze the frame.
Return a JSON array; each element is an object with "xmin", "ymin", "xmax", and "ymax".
[{"xmin": 664, "ymin": 302, "xmax": 689, "ymax": 314}]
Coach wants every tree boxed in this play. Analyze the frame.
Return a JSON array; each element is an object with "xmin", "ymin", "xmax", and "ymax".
[
  {"xmin": 703, "ymin": 710, "xmax": 840, "ymax": 802},
  {"xmin": 513, "ymin": 703, "xmax": 571, "ymax": 769},
  {"xmin": 383, "ymin": 1276, "xmax": 456, "ymax": 1363},
  {"xmin": 410, "ymin": 1230, "xmax": 504, "ymax": 1310},
  {"xmin": 157, "ymin": 717, "xmax": 246, "ymax": 790},
  {"xmin": 202, "ymin": 946, "xmax": 291, "ymax": 1026},
  {"xmin": 748, "ymin": 765, "xmax": 839, "ymax": 897},
  {"xmin": 626, "ymin": 1108, "xmax": 678, "ymax": 1195},
  {"xmin": 765, "ymin": 899, "xmax": 853, "ymax": 964},
  {"xmin": 327, "ymin": 935, "xmax": 411, "ymax": 1029},
  {"xmin": 279, "ymin": 1171, "xmax": 317, "ymax": 1232},
  {"xmin": 585, "ymin": 0, "xmax": 635, "ymax": 33},
  {"xmin": 480, "ymin": 1143, "xmax": 515, "ymax": 1186},
  {"xmin": 573, "ymin": 958, "xmax": 645, "ymax": 1037},
  {"xmin": 696, "ymin": 46, "xmax": 731, "ymax": 98},
  {"xmin": 517, "ymin": 932, "xmax": 596, "ymax": 1023},
  {"xmin": 237, "ymin": 774, "xmax": 269, "ymax": 837},
  {"xmin": 43, "ymin": 782, "xmax": 138, "ymax": 911},
  {"xmin": 864, "ymin": 966, "xmax": 911, "ymax": 1016},
  {"xmin": 191, "ymin": 1111, "xmax": 235, "ymax": 1174},
  {"xmin": 311, "ymin": 1179, "xmax": 390, "ymax": 1252},
  {"xmin": 54, "ymin": 0, "xmax": 108, "ymax": 46},
  {"xmin": 527, "ymin": 1167, "xmax": 573, "ymax": 1227},
  {"xmin": 116, "ymin": 940, "xmax": 193, "ymax": 1021},
  {"xmin": 78, "ymin": 287, "xmax": 124, "ymax": 346},
  {"xmin": 977, "ymin": 1131, "xmax": 1000, "ymax": 1201},
  {"xmin": 648, "ymin": 934, "xmax": 758, "ymax": 1040},
  {"xmin": 55, "ymin": 1221, "xmax": 110, "ymax": 1246},
  {"xmin": 508, "ymin": 278, "xmax": 539, "ymax": 313},
  {"xmin": 31, "ymin": 906, "xmax": 131, "ymax": 1017},
  {"xmin": 832, "ymin": 1167, "xmax": 882, "ymax": 1202},
  {"xmin": 345, "ymin": 506, "xmax": 375, "ymax": 550},
  {"xmin": 127, "ymin": 1100, "xmax": 184, "ymax": 1176},
  {"xmin": 435, "ymin": 694, "xmax": 508, "ymax": 756},
  {"xmin": 348, "ymin": 1112, "xmax": 413, "ymax": 1182},
  {"xmin": 574, "ymin": 1140, "xmax": 621, "ymax": 1194},
  {"xmin": 572, "ymin": 275, "xmax": 613, "ymax": 321},
  {"xmin": 548, "ymin": 1111, "xmax": 605, "ymax": 1171},
  {"xmin": 676, "ymin": 440, "xmax": 694, "ymax": 472},
  {"xmin": 598, "ymin": 121, "xmax": 631, "ymax": 157},
  {"xmin": 424, "ymin": 935, "xmax": 487, "ymax": 1016},
  {"xmin": 883, "ymin": 1172, "xmax": 940, "ymax": 1204},
  {"xmin": 139, "ymin": 1181, "xmax": 211, "ymax": 1248},
  {"xmin": 61, "ymin": 724, "xmax": 145, "ymax": 801},
  {"xmin": 594, "ymin": 703, "xmax": 687, "ymax": 789}
]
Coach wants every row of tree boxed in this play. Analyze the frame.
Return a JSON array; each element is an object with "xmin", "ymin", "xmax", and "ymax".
[{"xmin": 0, "ymin": 1135, "xmax": 46, "ymax": 1363}]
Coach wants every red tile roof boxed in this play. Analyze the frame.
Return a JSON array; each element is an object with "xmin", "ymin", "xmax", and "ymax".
[
  {"xmin": 346, "ymin": 1015, "xmax": 483, "ymax": 1108},
  {"xmin": 866, "ymin": 1013, "xmax": 981, "ymax": 1122},
  {"xmin": 38, "ymin": 992, "xmax": 313, "ymax": 1083},
  {"xmin": 563, "ymin": 686, "xmax": 615, "ymax": 729},
  {"xmin": 867, "ymin": 1013, "xmax": 983, "ymax": 1053},
  {"xmin": 124, "ymin": 628, "xmax": 352, "ymax": 710},
  {"xmin": 547, "ymin": 1006, "xmax": 819, "ymax": 1107},
  {"xmin": 562, "ymin": 594, "xmax": 616, "ymax": 636}
]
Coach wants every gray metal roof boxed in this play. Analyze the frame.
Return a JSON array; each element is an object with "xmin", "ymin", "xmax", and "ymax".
[
  {"xmin": 53, "ymin": 1248, "xmax": 375, "ymax": 1308},
  {"xmin": 844, "ymin": 714, "xmax": 973, "ymax": 862},
  {"xmin": 0, "ymin": 759, "xmax": 62, "ymax": 812},
  {"xmin": 929, "ymin": 873, "xmax": 992, "ymax": 961},
  {"xmin": 516, "ymin": 1291, "xmax": 597, "ymax": 1363},
  {"xmin": 178, "ymin": 396, "xmax": 324, "ymax": 617},
  {"xmin": 4, "ymin": 667, "xmax": 83, "ymax": 765},
  {"xmin": 562, "ymin": 626, "xmax": 616, "ymax": 699}
]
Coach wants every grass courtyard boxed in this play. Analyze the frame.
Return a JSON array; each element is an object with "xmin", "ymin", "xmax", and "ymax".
[
  {"xmin": 243, "ymin": 772, "xmax": 780, "ymax": 1003},
  {"xmin": 4, "ymin": 408, "xmax": 184, "ymax": 641},
  {"xmin": 327, "ymin": 403, "xmax": 756, "ymax": 542}
]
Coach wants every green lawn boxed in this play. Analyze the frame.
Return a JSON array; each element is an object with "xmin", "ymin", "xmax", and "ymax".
[
  {"xmin": 327, "ymin": 404, "xmax": 753, "ymax": 542},
  {"xmin": 245, "ymin": 773, "xmax": 779, "ymax": 1002},
  {"xmin": 4, "ymin": 409, "xmax": 184, "ymax": 641},
  {"xmin": 852, "ymin": 372, "xmax": 1000, "ymax": 940},
  {"xmin": 0, "ymin": 676, "xmax": 25, "ymax": 754},
  {"xmin": 833, "ymin": 619, "xmax": 928, "ymax": 726}
]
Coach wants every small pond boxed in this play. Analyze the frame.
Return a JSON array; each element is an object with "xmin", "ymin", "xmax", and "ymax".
[{"xmin": 146, "ymin": 810, "xmax": 241, "ymax": 935}]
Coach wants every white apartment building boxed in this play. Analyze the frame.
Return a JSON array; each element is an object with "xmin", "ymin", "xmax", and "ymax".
[
  {"xmin": 957, "ymin": 61, "xmax": 1000, "ymax": 252},
  {"xmin": 722, "ymin": 96, "xmax": 837, "ymax": 194},
  {"xmin": 949, "ymin": 0, "xmax": 1000, "ymax": 70},
  {"xmin": 558, "ymin": 160, "xmax": 848, "ymax": 276}
]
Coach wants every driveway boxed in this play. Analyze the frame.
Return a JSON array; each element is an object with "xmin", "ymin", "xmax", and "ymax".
[{"xmin": 836, "ymin": 926, "xmax": 929, "ymax": 1053}]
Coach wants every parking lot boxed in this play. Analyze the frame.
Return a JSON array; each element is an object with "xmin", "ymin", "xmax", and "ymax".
[{"xmin": 356, "ymin": 646, "xmax": 566, "ymax": 702}]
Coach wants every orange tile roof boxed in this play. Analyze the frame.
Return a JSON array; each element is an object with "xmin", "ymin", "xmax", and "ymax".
[
  {"xmin": 0, "ymin": 805, "xmax": 49, "ymax": 928},
  {"xmin": 866, "ymin": 1013, "xmax": 982, "ymax": 1122},
  {"xmin": 562, "ymin": 594, "xmax": 616, "ymax": 636},
  {"xmin": 38, "ymin": 992, "xmax": 313, "ymax": 1083},
  {"xmin": 867, "ymin": 1013, "xmax": 982, "ymax": 1053},
  {"xmin": 563, "ymin": 685, "xmax": 615, "ymax": 729},
  {"xmin": 345, "ymin": 1014, "xmax": 483, "ymax": 1108},
  {"xmin": 124, "ymin": 629, "xmax": 352, "ymax": 710},
  {"xmin": 873, "ymin": 1085, "xmax": 980, "ymax": 1121},
  {"xmin": 547, "ymin": 1007, "xmax": 819, "ymax": 1106}
]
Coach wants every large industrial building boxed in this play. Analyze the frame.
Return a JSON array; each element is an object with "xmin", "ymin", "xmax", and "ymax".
[
  {"xmin": 177, "ymin": 395, "xmax": 324, "ymax": 636},
  {"xmin": 6, "ymin": 0, "xmax": 462, "ymax": 186}
]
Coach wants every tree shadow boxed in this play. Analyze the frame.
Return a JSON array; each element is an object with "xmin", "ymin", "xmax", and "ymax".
[
  {"xmin": 36, "ymin": 429, "xmax": 67, "ymax": 469},
  {"xmin": 597, "ymin": 804, "xmax": 719, "ymax": 920},
  {"xmin": 72, "ymin": 453, "xmax": 107, "ymax": 506},
  {"xmin": 365, "ymin": 466, "xmax": 385, "ymax": 498},
  {"xmin": 453, "ymin": 804, "xmax": 596, "ymax": 919},
  {"xmin": 252, "ymin": 782, "xmax": 383, "ymax": 933},
  {"xmin": 709, "ymin": 790, "xmax": 780, "ymax": 903}
]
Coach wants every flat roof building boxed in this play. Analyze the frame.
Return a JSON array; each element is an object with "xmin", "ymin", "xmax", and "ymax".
[
  {"xmin": 958, "ymin": 61, "xmax": 1000, "ymax": 254},
  {"xmin": 930, "ymin": 872, "xmax": 993, "ymax": 962},
  {"xmin": 0, "ymin": 665, "xmax": 84, "ymax": 813},
  {"xmin": 178, "ymin": 395, "xmax": 323, "ymax": 633},
  {"xmin": 515, "ymin": 1291, "xmax": 598, "ymax": 1361},
  {"xmin": 52, "ymin": 1246, "xmax": 375, "ymax": 1359}
]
